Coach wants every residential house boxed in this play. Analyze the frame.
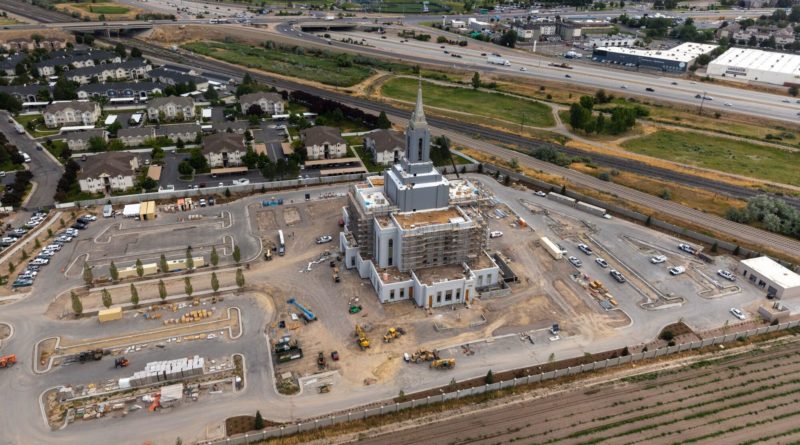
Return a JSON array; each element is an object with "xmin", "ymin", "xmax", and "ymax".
[
  {"xmin": 0, "ymin": 37, "xmax": 67, "ymax": 53},
  {"xmin": 77, "ymin": 82, "xmax": 162, "ymax": 101},
  {"xmin": 364, "ymin": 129, "xmax": 404, "ymax": 166},
  {"xmin": 117, "ymin": 126, "xmax": 156, "ymax": 147},
  {"xmin": 558, "ymin": 22, "xmax": 583, "ymax": 41},
  {"xmin": 202, "ymin": 132, "xmax": 246, "ymax": 168},
  {"xmin": 77, "ymin": 152, "xmax": 140, "ymax": 194},
  {"xmin": 42, "ymin": 101, "xmax": 101, "ymax": 128},
  {"xmin": 0, "ymin": 84, "xmax": 51, "ymax": 103},
  {"xmin": 467, "ymin": 18, "xmax": 492, "ymax": 33},
  {"xmin": 0, "ymin": 53, "xmax": 26, "ymax": 76},
  {"xmin": 732, "ymin": 26, "xmax": 796, "ymax": 46},
  {"xmin": 65, "ymin": 129, "xmax": 107, "ymax": 151},
  {"xmin": 35, "ymin": 50, "xmax": 120, "ymax": 77},
  {"xmin": 64, "ymin": 59, "xmax": 151, "ymax": 85},
  {"xmin": 301, "ymin": 126, "xmax": 347, "ymax": 160},
  {"xmin": 239, "ymin": 92, "xmax": 285, "ymax": 115},
  {"xmin": 146, "ymin": 96, "xmax": 195, "ymax": 122},
  {"xmin": 148, "ymin": 67, "xmax": 209, "ymax": 91},
  {"xmin": 157, "ymin": 123, "xmax": 201, "ymax": 143},
  {"xmin": 211, "ymin": 121, "xmax": 248, "ymax": 134}
]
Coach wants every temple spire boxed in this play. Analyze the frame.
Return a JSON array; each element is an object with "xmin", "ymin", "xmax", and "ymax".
[{"xmin": 411, "ymin": 76, "xmax": 426, "ymax": 125}]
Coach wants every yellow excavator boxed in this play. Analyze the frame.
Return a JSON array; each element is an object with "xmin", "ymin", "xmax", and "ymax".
[
  {"xmin": 430, "ymin": 358, "xmax": 456, "ymax": 369},
  {"xmin": 355, "ymin": 324, "xmax": 370, "ymax": 350},
  {"xmin": 383, "ymin": 327, "xmax": 399, "ymax": 343}
]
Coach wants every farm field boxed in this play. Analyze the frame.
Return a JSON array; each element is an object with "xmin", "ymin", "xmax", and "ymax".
[
  {"xmin": 620, "ymin": 130, "xmax": 800, "ymax": 187},
  {"xmin": 381, "ymin": 77, "xmax": 556, "ymax": 128},
  {"xmin": 355, "ymin": 339, "xmax": 800, "ymax": 445}
]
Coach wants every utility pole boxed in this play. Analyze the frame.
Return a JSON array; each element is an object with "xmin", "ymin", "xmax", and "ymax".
[{"xmin": 698, "ymin": 90, "xmax": 707, "ymax": 115}]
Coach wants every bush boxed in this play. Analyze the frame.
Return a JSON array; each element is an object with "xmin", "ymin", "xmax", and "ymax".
[{"xmin": 660, "ymin": 330, "xmax": 674, "ymax": 342}]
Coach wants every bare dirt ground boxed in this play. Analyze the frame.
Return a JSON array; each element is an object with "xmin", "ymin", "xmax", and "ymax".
[
  {"xmin": 54, "ymin": 2, "xmax": 146, "ymax": 20},
  {"xmin": 350, "ymin": 337, "xmax": 800, "ymax": 445},
  {"xmin": 0, "ymin": 323, "xmax": 10, "ymax": 340},
  {"xmin": 0, "ymin": 29, "xmax": 73, "ymax": 41}
]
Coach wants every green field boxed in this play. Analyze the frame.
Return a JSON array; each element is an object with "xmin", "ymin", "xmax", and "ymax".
[
  {"xmin": 621, "ymin": 130, "xmax": 800, "ymax": 186},
  {"xmin": 86, "ymin": 5, "xmax": 129, "ymax": 14},
  {"xmin": 381, "ymin": 78, "xmax": 555, "ymax": 128},
  {"xmin": 182, "ymin": 41, "xmax": 403, "ymax": 87}
]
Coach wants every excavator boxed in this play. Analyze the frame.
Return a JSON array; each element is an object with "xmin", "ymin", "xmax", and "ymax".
[
  {"xmin": 383, "ymin": 327, "xmax": 406, "ymax": 343},
  {"xmin": 430, "ymin": 358, "xmax": 456, "ymax": 370},
  {"xmin": 410, "ymin": 349, "xmax": 439, "ymax": 363},
  {"xmin": 355, "ymin": 324, "xmax": 370, "ymax": 350},
  {"xmin": 0, "ymin": 354, "xmax": 16, "ymax": 368}
]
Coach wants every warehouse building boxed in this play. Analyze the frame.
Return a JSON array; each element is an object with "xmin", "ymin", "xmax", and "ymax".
[
  {"xmin": 737, "ymin": 257, "xmax": 800, "ymax": 300},
  {"xmin": 592, "ymin": 42, "xmax": 718, "ymax": 72},
  {"xmin": 706, "ymin": 48, "xmax": 800, "ymax": 86}
]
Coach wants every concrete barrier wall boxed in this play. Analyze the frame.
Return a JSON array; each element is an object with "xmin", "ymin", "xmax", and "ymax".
[{"xmin": 210, "ymin": 320, "xmax": 800, "ymax": 445}]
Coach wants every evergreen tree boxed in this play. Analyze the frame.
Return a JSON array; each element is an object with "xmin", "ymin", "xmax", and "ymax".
[
  {"xmin": 83, "ymin": 264, "xmax": 93, "ymax": 286},
  {"xmin": 101, "ymin": 289, "xmax": 112, "ymax": 308},
  {"xmin": 71, "ymin": 291, "xmax": 83, "ymax": 315},
  {"xmin": 186, "ymin": 247, "xmax": 194, "ymax": 269},
  {"xmin": 160, "ymin": 254, "xmax": 169, "ymax": 273},
  {"xmin": 135, "ymin": 258, "xmax": 144, "ymax": 278},
  {"xmin": 158, "ymin": 279, "xmax": 167, "ymax": 301},
  {"xmin": 211, "ymin": 272, "xmax": 219, "ymax": 293},
  {"xmin": 109, "ymin": 261, "xmax": 119, "ymax": 281},
  {"xmin": 236, "ymin": 268, "xmax": 245, "ymax": 289},
  {"xmin": 210, "ymin": 246, "xmax": 219, "ymax": 267},
  {"xmin": 130, "ymin": 284, "xmax": 139, "ymax": 307},
  {"xmin": 471, "ymin": 72, "xmax": 480, "ymax": 90},
  {"xmin": 254, "ymin": 411, "xmax": 265, "ymax": 430},
  {"xmin": 232, "ymin": 245, "xmax": 241, "ymax": 263},
  {"xmin": 376, "ymin": 111, "xmax": 391, "ymax": 129},
  {"xmin": 184, "ymin": 277, "xmax": 193, "ymax": 296}
]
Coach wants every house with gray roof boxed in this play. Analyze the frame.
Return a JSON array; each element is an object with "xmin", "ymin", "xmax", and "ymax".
[
  {"xmin": 211, "ymin": 121, "xmax": 248, "ymax": 135},
  {"xmin": 117, "ymin": 126, "xmax": 156, "ymax": 147},
  {"xmin": 35, "ymin": 50, "xmax": 121, "ymax": 77},
  {"xmin": 202, "ymin": 132, "xmax": 245, "ymax": 168},
  {"xmin": 239, "ymin": 92, "xmax": 284, "ymax": 115},
  {"xmin": 365, "ymin": 129, "xmax": 404, "ymax": 166},
  {"xmin": 78, "ymin": 152, "xmax": 140, "ymax": 194},
  {"xmin": 65, "ymin": 129, "xmax": 107, "ymax": 151},
  {"xmin": 0, "ymin": 84, "xmax": 51, "ymax": 103},
  {"xmin": 0, "ymin": 53, "xmax": 26, "ymax": 76},
  {"xmin": 64, "ymin": 59, "xmax": 151, "ymax": 85},
  {"xmin": 43, "ymin": 101, "xmax": 101, "ymax": 128},
  {"xmin": 157, "ymin": 123, "xmax": 201, "ymax": 143},
  {"xmin": 301, "ymin": 126, "xmax": 347, "ymax": 160},
  {"xmin": 77, "ymin": 82, "xmax": 162, "ymax": 101},
  {"xmin": 149, "ymin": 67, "xmax": 209, "ymax": 91},
  {"xmin": 146, "ymin": 96, "xmax": 195, "ymax": 122}
]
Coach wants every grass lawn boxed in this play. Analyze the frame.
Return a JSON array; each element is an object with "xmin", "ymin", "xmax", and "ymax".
[
  {"xmin": 182, "ymin": 41, "xmax": 396, "ymax": 87},
  {"xmin": 45, "ymin": 140, "xmax": 68, "ymax": 163},
  {"xmin": 14, "ymin": 114, "xmax": 58, "ymax": 138},
  {"xmin": 78, "ymin": 3, "xmax": 130, "ymax": 14},
  {"xmin": 381, "ymin": 77, "xmax": 555, "ymax": 128},
  {"xmin": 620, "ymin": 130, "xmax": 800, "ymax": 187},
  {"xmin": 350, "ymin": 145, "xmax": 383, "ymax": 173}
]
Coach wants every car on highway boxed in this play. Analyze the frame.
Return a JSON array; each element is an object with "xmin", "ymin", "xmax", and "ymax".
[
  {"xmin": 232, "ymin": 178, "xmax": 250, "ymax": 185},
  {"xmin": 645, "ymin": 87, "xmax": 654, "ymax": 92},
  {"xmin": 730, "ymin": 308, "xmax": 746, "ymax": 320},
  {"xmin": 519, "ymin": 67, "xmax": 527, "ymax": 71},
  {"xmin": 534, "ymin": 190, "xmax": 546, "ymax": 197},
  {"xmin": 489, "ymin": 231, "xmax": 503, "ymax": 238},
  {"xmin": 669, "ymin": 266, "xmax": 686, "ymax": 276},
  {"xmin": 565, "ymin": 74, "xmax": 571, "ymax": 78},
  {"xmin": 717, "ymin": 270, "xmax": 736, "ymax": 281},
  {"xmin": 650, "ymin": 255, "xmax": 666, "ymax": 264},
  {"xmin": 443, "ymin": 50, "xmax": 449, "ymax": 54},
  {"xmin": 595, "ymin": 258, "xmax": 608, "ymax": 268},
  {"xmin": 316, "ymin": 235, "xmax": 333, "ymax": 244},
  {"xmin": 578, "ymin": 244, "xmax": 593, "ymax": 255},
  {"xmin": 568, "ymin": 256, "xmax": 582, "ymax": 267},
  {"xmin": 609, "ymin": 269, "xmax": 626, "ymax": 283},
  {"xmin": 678, "ymin": 243, "xmax": 695, "ymax": 254},
  {"xmin": 782, "ymin": 99, "xmax": 790, "ymax": 103},
  {"xmin": 620, "ymin": 85, "xmax": 627, "ymax": 89},
  {"xmin": 724, "ymin": 103, "xmax": 732, "ymax": 107},
  {"xmin": 671, "ymin": 81, "xmax": 678, "ymax": 85}
]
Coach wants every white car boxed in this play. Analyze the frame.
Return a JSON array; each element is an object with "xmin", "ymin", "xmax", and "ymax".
[
  {"xmin": 489, "ymin": 231, "xmax": 503, "ymax": 238},
  {"xmin": 534, "ymin": 191, "xmax": 546, "ymax": 197},
  {"xmin": 678, "ymin": 243, "xmax": 695, "ymax": 254},
  {"xmin": 316, "ymin": 235, "xmax": 333, "ymax": 244},
  {"xmin": 233, "ymin": 178, "xmax": 250, "ymax": 186},
  {"xmin": 578, "ymin": 244, "xmax": 593, "ymax": 255},
  {"xmin": 568, "ymin": 256, "xmax": 582, "ymax": 267},
  {"xmin": 669, "ymin": 266, "xmax": 686, "ymax": 276},
  {"xmin": 44, "ymin": 244, "xmax": 61, "ymax": 251},
  {"xmin": 650, "ymin": 255, "xmax": 666, "ymax": 264},
  {"xmin": 519, "ymin": 67, "xmax": 527, "ymax": 71},
  {"xmin": 730, "ymin": 308, "xmax": 746, "ymax": 320},
  {"xmin": 82, "ymin": 214, "xmax": 97, "ymax": 221},
  {"xmin": 595, "ymin": 258, "xmax": 608, "ymax": 268},
  {"xmin": 717, "ymin": 270, "xmax": 736, "ymax": 281}
]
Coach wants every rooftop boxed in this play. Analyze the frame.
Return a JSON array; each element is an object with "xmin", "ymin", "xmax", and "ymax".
[
  {"xmin": 468, "ymin": 250, "xmax": 497, "ymax": 271},
  {"xmin": 375, "ymin": 266, "xmax": 412, "ymax": 284},
  {"xmin": 449, "ymin": 179, "xmax": 479, "ymax": 202},
  {"xmin": 366, "ymin": 176, "xmax": 384, "ymax": 187},
  {"xmin": 741, "ymin": 257, "xmax": 800, "ymax": 289},
  {"xmin": 599, "ymin": 42, "xmax": 718, "ymax": 63},
  {"xmin": 415, "ymin": 264, "xmax": 469, "ymax": 286},
  {"xmin": 393, "ymin": 207, "xmax": 465, "ymax": 230},
  {"xmin": 709, "ymin": 47, "xmax": 800, "ymax": 76}
]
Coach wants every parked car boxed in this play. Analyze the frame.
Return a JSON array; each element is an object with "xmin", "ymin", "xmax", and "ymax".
[
  {"xmin": 568, "ymin": 256, "xmax": 582, "ymax": 267},
  {"xmin": 595, "ymin": 258, "xmax": 608, "ymax": 268},
  {"xmin": 650, "ymin": 255, "xmax": 666, "ymax": 264},
  {"xmin": 669, "ymin": 266, "xmax": 686, "ymax": 276},
  {"xmin": 578, "ymin": 244, "xmax": 593, "ymax": 255},
  {"xmin": 71, "ymin": 222, "xmax": 87, "ymax": 230},
  {"xmin": 199, "ymin": 199, "xmax": 207, "ymax": 207},
  {"xmin": 489, "ymin": 231, "xmax": 503, "ymax": 238},
  {"xmin": 678, "ymin": 243, "xmax": 695, "ymax": 254},
  {"xmin": 316, "ymin": 235, "xmax": 333, "ymax": 244},
  {"xmin": 730, "ymin": 308, "xmax": 746, "ymax": 320},
  {"xmin": 82, "ymin": 214, "xmax": 97, "ymax": 221},
  {"xmin": 609, "ymin": 269, "xmax": 626, "ymax": 283},
  {"xmin": 717, "ymin": 270, "xmax": 736, "ymax": 281},
  {"xmin": 76, "ymin": 217, "xmax": 91, "ymax": 225}
]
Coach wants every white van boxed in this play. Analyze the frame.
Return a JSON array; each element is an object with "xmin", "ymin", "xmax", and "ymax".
[{"xmin": 22, "ymin": 153, "xmax": 31, "ymax": 163}]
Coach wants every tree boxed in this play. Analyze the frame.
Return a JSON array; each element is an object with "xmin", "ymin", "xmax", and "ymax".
[
  {"xmin": 710, "ymin": 241, "xmax": 718, "ymax": 253},
  {"xmin": 246, "ymin": 103, "xmax": 264, "ymax": 116},
  {"xmin": 485, "ymin": 370, "xmax": 494, "ymax": 384},
  {"xmin": 499, "ymin": 30, "xmax": 518, "ymax": 48},
  {"xmin": 232, "ymin": 244, "xmax": 241, "ymax": 263},
  {"xmin": 109, "ymin": 261, "xmax": 119, "ymax": 281},
  {"xmin": 211, "ymin": 272, "xmax": 219, "ymax": 293},
  {"xmin": 158, "ymin": 279, "xmax": 167, "ymax": 301},
  {"xmin": 130, "ymin": 284, "xmax": 139, "ymax": 307},
  {"xmin": 471, "ymin": 72, "xmax": 481, "ymax": 90},
  {"xmin": 254, "ymin": 411, "xmax": 265, "ymax": 430},
  {"xmin": 376, "ymin": 111, "xmax": 391, "ymax": 129},
  {"xmin": 184, "ymin": 277, "xmax": 193, "ymax": 296},
  {"xmin": 0, "ymin": 92, "xmax": 22, "ymax": 114},
  {"xmin": 236, "ymin": 268, "xmax": 245, "ymax": 289},
  {"xmin": 135, "ymin": 258, "xmax": 144, "ymax": 278},
  {"xmin": 71, "ymin": 291, "xmax": 83, "ymax": 315},
  {"xmin": 53, "ymin": 75, "xmax": 78, "ymax": 100},
  {"xmin": 789, "ymin": 86, "xmax": 799, "ymax": 97},
  {"xmin": 160, "ymin": 254, "xmax": 169, "ymax": 273},
  {"xmin": 101, "ymin": 288, "xmax": 112, "ymax": 308},
  {"xmin": 114, "ymin": 43, "xmax": 127, "ymax": 58},
  {"xmin": 186, "ymin": 247, "xmax": 194, "ymax": 269},
  {"xmin": 131, "ymin": 47, "xmax": 142, "ymax": 58},
  {"xmin": 83, "ymin": 264, "xmax": 93, "ymax": 286},
  {"xmin": 204, "ymin": 85, "xmax": 219, "ymax": 102},
  {"xmin": 210, "ymin": 246, "xmax": 219, "ymax": 267}
]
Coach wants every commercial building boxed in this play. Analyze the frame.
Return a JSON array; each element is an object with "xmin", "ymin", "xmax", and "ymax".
[
  {"xmin": 737, "ymin": 257, "xmax": 800, "ymax": 300},
  {"xmin": 592, "ymin": 42, "xmax": 718, "ymax": 72},
  {"xmin": 339, "ymin": 85, "xmax": 500, "ymax": 308},
  {"xmin": 706, "ymin": 48, "xmax": 800, "ymax": 86}
]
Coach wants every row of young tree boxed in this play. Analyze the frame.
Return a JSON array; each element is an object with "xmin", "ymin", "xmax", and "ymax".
[{"xmin": 568, "ymin": 91, "xmax": 647, "ymax": 135}]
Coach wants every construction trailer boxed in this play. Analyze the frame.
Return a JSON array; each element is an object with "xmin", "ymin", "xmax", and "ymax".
[
  {"xmin": 98, "ymin": 307, "xmax": 123, "ymax": 323},
  {"xmin": 165, "ymin": 256, "xmax": 205, "ymax": 272},
  {"xmin": 540, "ymin": 236, "xmax": 563, "ymax": 260}
]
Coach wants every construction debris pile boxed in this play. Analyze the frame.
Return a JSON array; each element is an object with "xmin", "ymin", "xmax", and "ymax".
[{"xmin": 122, "ymin": 356, "xmax": 205, "ymax": 388}]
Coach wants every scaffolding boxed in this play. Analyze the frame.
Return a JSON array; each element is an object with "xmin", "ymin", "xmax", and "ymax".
[{"xmin": 396, "ymin": 212, "xmax": 486, "ymax": 272}]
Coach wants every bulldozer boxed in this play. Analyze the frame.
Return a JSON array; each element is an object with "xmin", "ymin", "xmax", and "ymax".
[
  {"xmin": 332, "ymin": 267, "xmax": 340, "ymax": 283},
  {"xmin": 354, "ymin": 324, "xmax": 370, "ymax": 350},
  {"xmin": 114, "ymin": 357, "xmax": 129, "ymax": 368},
  {"xmin": 0, "ymin": 354, "xmax": 16, "ymax": 368},
  {"xmin": 410, "ymin": 349, "xmax": 439, "ymax": 363},
  {"xmin": 383, "ymin": 327, "xmax": 402, "ymax": 343},
  {"xmin": 430, "ymin": 358, "xmax": 456, "ymax": 370}
]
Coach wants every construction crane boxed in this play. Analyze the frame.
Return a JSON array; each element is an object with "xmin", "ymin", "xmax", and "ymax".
[
  {"xmin": 430, "ymin": 358, "xmax": 456, "ymax": 369},
  {"xmin": 0, "ymin": 354, "xmax": 16, "ymax": 368},
  {"xmin": 355, "ymin": 324, "xmax": 370, "ymax": 350},
  {"xmin": 287, "ymin": 298, "xmax": 317, "ymax": 322}
]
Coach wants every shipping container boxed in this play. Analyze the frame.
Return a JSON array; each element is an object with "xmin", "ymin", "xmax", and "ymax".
[
  {"xmin": 576, "ymin": 201, "xmax": 607, "ymax": 217},
  {"xmin": 98, "ymin": 307, "xmax": 123, "ymax": 323},
  {"xmin": 540, "ymin": 236, "xmax": 563, "ymax": 260}
]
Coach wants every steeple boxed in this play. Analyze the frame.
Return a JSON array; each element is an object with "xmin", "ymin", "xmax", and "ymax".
[{"xmin": 410, "ymin": 77, "xmax": 427, "ymax": 126}]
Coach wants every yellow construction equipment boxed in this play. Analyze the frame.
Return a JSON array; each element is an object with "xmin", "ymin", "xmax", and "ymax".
[
  {"xmin": 355, "ymin": 324, "xmax": 370, "ymax": 350},
  {"xmin": 0, "ymin": 354, "xmax": 17, "ymax": 368},
  {"xmin": 383, "ymin": 327, "xmax": 399, "ymax": 343},
  {"xmin": 430, "ymin": 358, "xmax": 456, "ymax": 369},
  {"xmin": 410, "ymin": 349, "xmax": 439, "ymax": 363}
]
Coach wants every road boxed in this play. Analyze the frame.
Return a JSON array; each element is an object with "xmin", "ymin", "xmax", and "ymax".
[{"xmin": 0, "ymin": 111, "xmax": 64, "ymax": 210}]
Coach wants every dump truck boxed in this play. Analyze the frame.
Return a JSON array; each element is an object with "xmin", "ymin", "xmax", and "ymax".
[
  {"xmin": 430, "ymin": 358, "xmax": 456, "ymax": 369},
  {"xmin": 114, "ymin": 357, "xmax": 129, "ymax": 368},
  {"xmin": 355, "ymin": 324, "xmax": 370, "ymax": 350},
  {"xmin": 0, "ymin": 354, "xmax": 16, "ymax": 368}
]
